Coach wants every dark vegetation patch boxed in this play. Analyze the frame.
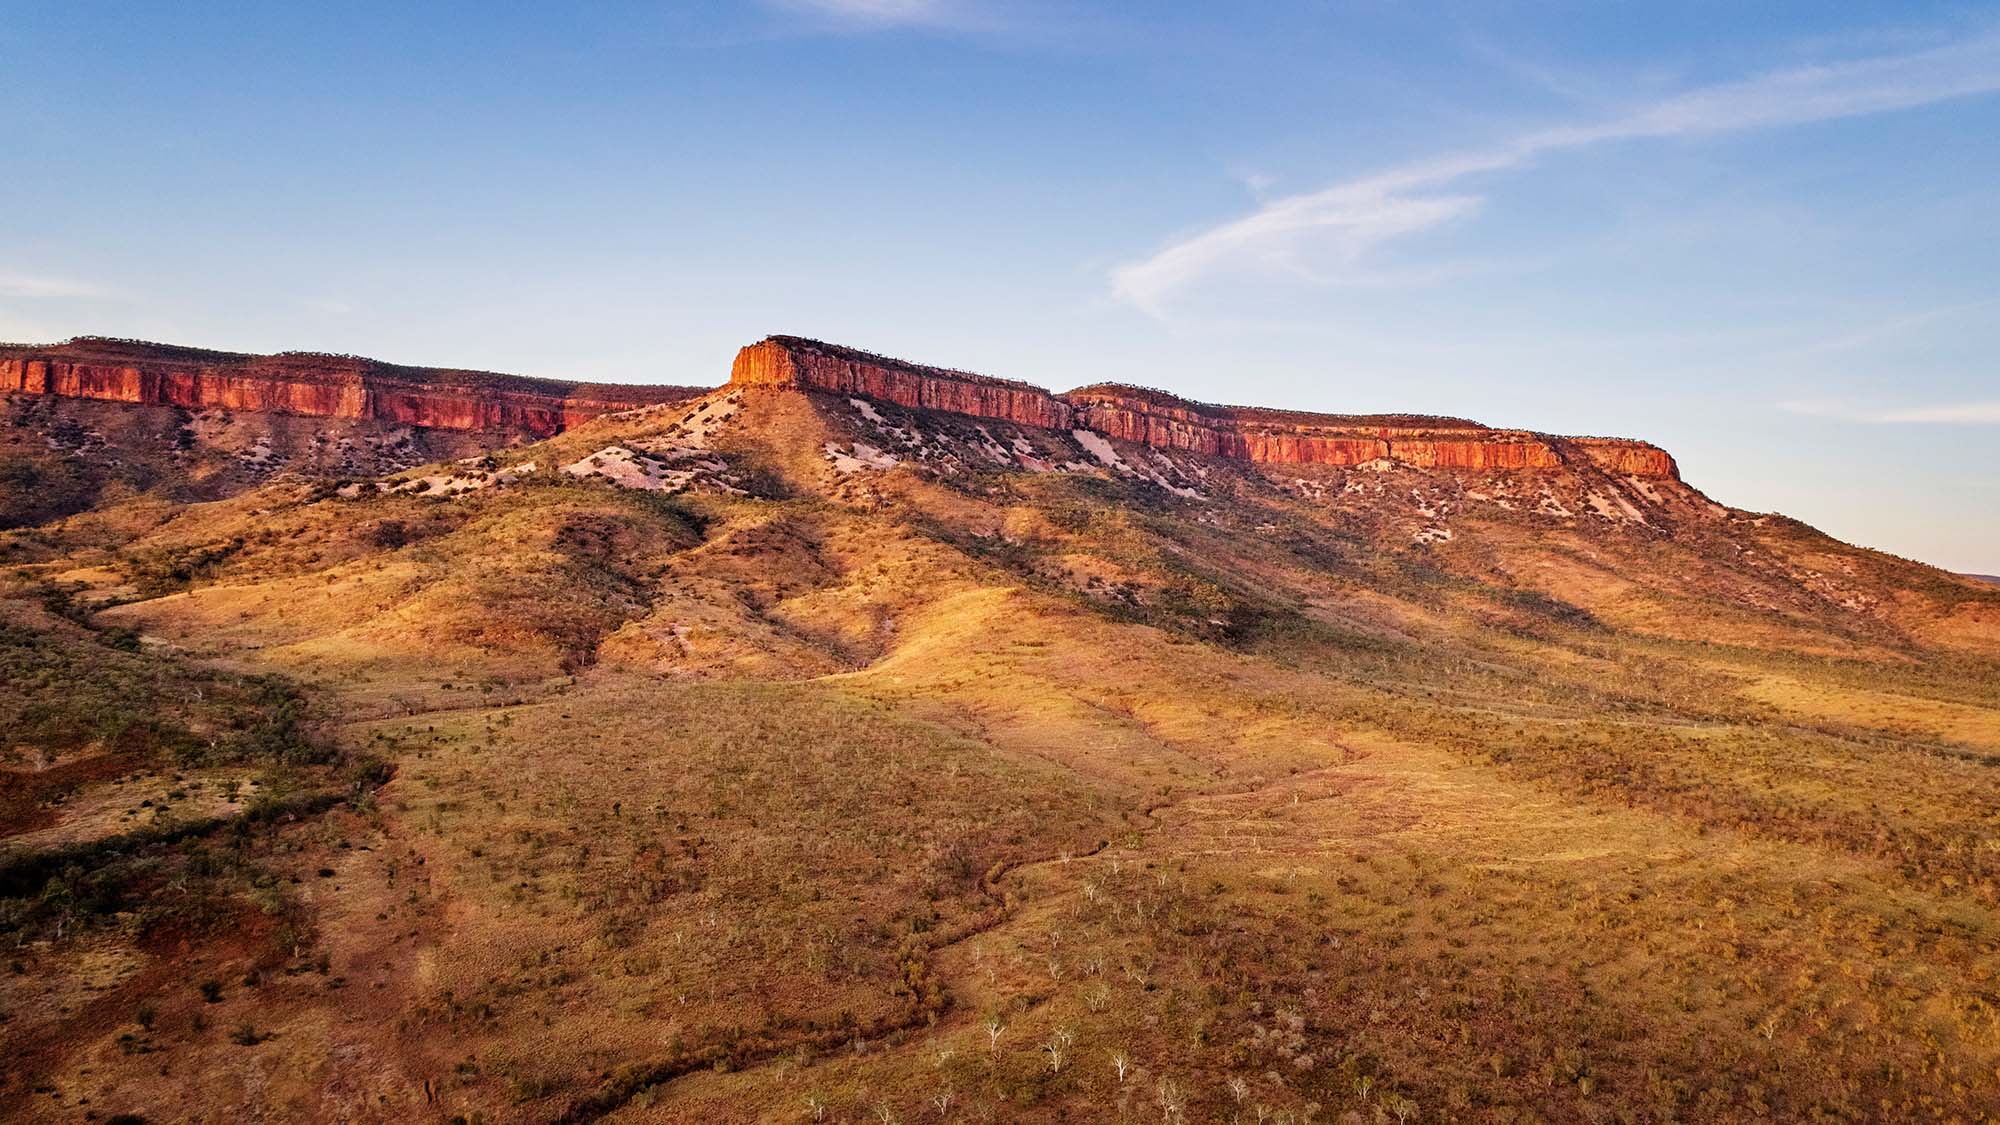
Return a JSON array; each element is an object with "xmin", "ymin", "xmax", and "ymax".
[
  {"xmin": 0, "ymin": 454, "xmax": 107, "ymax": 530},
  {"xmin": 1, "ymin": 582, "xmax": 319, "ymax": 774},
  {"xmin": 0, "ymin": 580, "xmax": 389, "ymax": 945},
  {"xmin": 121, "ymin": 539, "xmax": 247, "ymax": 598}
]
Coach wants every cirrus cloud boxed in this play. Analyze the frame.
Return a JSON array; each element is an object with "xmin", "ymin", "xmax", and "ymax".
[
  {"xmin": 764, "ymin": 0, "xmax": 987, "ymax": 31},
  {"xmin": 1112, "ymin": 28, "xmax": 2000, "ymax": 315}
]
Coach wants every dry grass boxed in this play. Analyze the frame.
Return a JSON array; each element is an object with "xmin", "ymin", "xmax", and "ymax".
[{"xmin": 3, "ymin": 386, "xmax": 1998, "ymax": 1122}]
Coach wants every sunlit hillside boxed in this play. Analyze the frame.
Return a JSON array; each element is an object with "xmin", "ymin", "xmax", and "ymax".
[{"xmin": 4, "ymin": 369, "xmax": 1999, "ymax": 1124}]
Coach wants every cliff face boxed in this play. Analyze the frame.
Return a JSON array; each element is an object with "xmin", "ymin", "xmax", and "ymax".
[
  {"xmin": 1570, "ymin": 437, "xmax": 1679, "ymax": 479},
  {"xmin": 0, "ymin": 339, "xmax": 702, "ymax": 439},
  {"xmin": 732, "ymin": 337, "xmax": 1072, "ymax": 431},
  {"xmin": 4, "ymin": 334, "xmax": 1682, "ymax": 479},
  {"xmin": 733, "ymin": 337, "xmax": 1680, "ymax": 479}
]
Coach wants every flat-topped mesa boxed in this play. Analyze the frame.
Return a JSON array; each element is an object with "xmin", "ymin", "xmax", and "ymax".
[
  {"xmin": 0, "ymin": 338, "xmax": 703, "ymax": 439},
  {"xmin": 731, "ymin": 336, "xmax": 1073, "ymax": 430},
  {"xmin": 731, "ymin": 336, "xmax": 1681, "ymax": 479}
]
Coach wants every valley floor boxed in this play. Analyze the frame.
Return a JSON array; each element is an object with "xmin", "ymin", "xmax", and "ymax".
[{"xmin": 8, "ymin": 585, "xmax": 2000, "ymax": 1123}]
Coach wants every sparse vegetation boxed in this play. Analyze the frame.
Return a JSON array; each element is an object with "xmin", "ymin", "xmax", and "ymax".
[{"xmin": 1, "ymin": 380, "xmax": 1995, "ymax": 1121}]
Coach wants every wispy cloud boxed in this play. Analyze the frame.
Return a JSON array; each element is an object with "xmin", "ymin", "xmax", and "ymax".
[
  {"xmin": 765, "ymin": 0, "xmax": 987, "ymax": 31},
  {"xmin": 0, "ymin": 273, "xmax": 109, "ymax": 299},
  {"xmin": 1112, "ymin": 192, "xmax": 1485, "ymax": 308},
  {"xmin": 1781, "ymin": 399, "xmax": 2000, "ymax": 424},
  {"xmin": 1112, "ymin": 28, "xmax": 2000, "ymax": 314}
]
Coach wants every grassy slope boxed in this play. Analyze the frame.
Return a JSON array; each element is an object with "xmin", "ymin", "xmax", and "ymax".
[{"xmin": 1, "ymin": 388, "xmax": 1998, "ymax": 1122}]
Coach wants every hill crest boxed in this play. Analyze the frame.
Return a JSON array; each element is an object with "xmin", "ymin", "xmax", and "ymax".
[
  {"xmin": 0, "ymin": 336, "xmax": 704, "ymax": 438},
  {"xmin": 730, "ymin": 335, "xmax": 1680, "ymax": 478},
  {"xmin": 3, "ymin": 333, "xmax": 1678, "ymax": 480}
]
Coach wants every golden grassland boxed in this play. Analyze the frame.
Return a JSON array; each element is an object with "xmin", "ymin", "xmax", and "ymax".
[{"xmin": 3, "ymin": 388, "xmax": 1999, "ymax": 1122}]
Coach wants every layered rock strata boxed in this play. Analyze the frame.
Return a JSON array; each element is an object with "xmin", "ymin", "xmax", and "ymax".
[
  {"xmin": 1, "ymin": 338, "xmax": 702, "ymax": 439},
  {"xmin": 5, "ymin": 333, "xmax": 1682, "ymax": 479},
  {"xmin": 731, "ymin": 335, "xmax": 1070, "ymax": 430},
  {"xmin": 732, "ymin": 336, "xmax": 1680, "ymax": 479}
]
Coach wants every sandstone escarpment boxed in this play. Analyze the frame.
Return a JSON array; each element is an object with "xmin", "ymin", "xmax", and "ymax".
[
  {"xmin": 5, "ymin": 333, "xmax": 1682, "ymax": 479},
  {"xmin": 0, "ymin": 338, "xmax": 703, "ymax": 439},
  {"xmin": 733, "ymin": 336, "xmax": 1680, "ymax": 479},
  {"xmin": 1569, "ymin": 437, "xmax": 1679, "ymax": 479},
  {"xmin": 732, "ymin": 336, "xmax": 1072, "ymax": 430}
]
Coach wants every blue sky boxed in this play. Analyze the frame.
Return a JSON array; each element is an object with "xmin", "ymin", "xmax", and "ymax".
[{"xmin": 3, "ymin": 1, "xmax": 1997, "ymax": 572}]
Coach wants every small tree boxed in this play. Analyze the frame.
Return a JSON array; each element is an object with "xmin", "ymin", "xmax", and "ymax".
[{"xmin": 1043, "ymin": 1027, "xmax": 1076, "ymax": 1074}]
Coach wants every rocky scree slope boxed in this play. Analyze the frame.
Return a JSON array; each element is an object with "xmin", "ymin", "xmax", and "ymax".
[
  {"xmin": 284, "ymin": 333, "xmax": 1997, "ymax": 665},
  {"xmin": 0, "ymin": 338, "xmax": 707, "ymax": 528},
  {"xmin": 8, "ymin": 330, "xmax": 1990, "ymax": 657}
]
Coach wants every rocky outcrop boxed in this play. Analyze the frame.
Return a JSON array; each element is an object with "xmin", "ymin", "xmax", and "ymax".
[
  {"xmin": 732, "ymin": 336, "xmax": 1680, "ymax": 479},
  {"xmin": 732, "ymin": 336, "xmax": 1072, "ymax": 430},
  {"xmin": 0, "ymin": 338, "xmax": 702, "ymax": 439},
  {"xmin": 5, "ymin": 333, "xmax": 1681, "ymax": 478},
  {"xmin": 1569, "ymin": 437, "xmax": 1679, "ymax": 479}
]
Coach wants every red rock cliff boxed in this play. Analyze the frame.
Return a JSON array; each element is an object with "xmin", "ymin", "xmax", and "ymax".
[
  {"xmin": 0, "ymin": 338, "xmax": 703, "ymax": 439},
  {"xmin": 1569, "ymin": 437, "xmax": 1679, "ymax": 478},
  {"xmin": 733, "ymin": 336, "xmax": 1680, "ymax": 479},
  {"xmin": 733, "ymin": 336, "xmax": 1073, "ymax": 430}
]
